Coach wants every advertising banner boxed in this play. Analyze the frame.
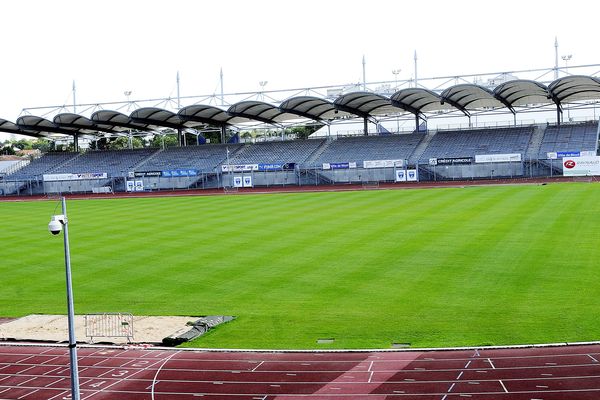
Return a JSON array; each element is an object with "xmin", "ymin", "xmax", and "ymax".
[
  {"xmin": 43, "ymin": 172, "xmax": 107, "ymax": 182},
  {"xmin": 407, "ymin": 169, "xmax": 419, "ymax": 182},
  {"xmin": 243, "ymin": 175, "xmax": 253, "ymax": 187},
  {"xmin": 126, "ymin": 181, "xmax": 135, "ymax": 192},
  {"xmin": 323, "ymin": 162, "xmax": 352, "ymax": 170},
  {"xmin": 395, "ymin": 169, "xmax": 406, "ymax": 182},
  {"xmin": 430, "ymin": 157, "xmax": 473, "ymax": 165},
  {"xmin": 133, "ymin": 171, "xmax": 162, "ymax": 178},
  {"xmin": 557, "ymin": 151, "xmax": 580, "ymax": 158},
  {"xmin": 562, "ymin": 156, "xmax": 600, "ymax": 176},
  {"xmin": 258, "ymin": 163, "xmax": 296, "ymax": 171},
  {"xmin": 475, "ymin": 153, "xmax": 522, "ymax": 163},
  {"xmin": 221, "ymin": 164, "xmax": 259, "ymax": 172},
  {"xmin": 135, "ymin": 180, "xmax": 144, "ymax": 191},
  {"xmin": 363, "ymin": 159, "xmax": 404, "ymax": 169}
]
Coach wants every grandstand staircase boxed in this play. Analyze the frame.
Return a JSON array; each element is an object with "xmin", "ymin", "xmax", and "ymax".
[
  {"xmin": 525, "ymin": 124, "xmax": 546, "ymax": 160},
  {"xmin": 133, "ymin": 148, "xmax": 164, "ymax": 171},
  {"xmin": 304, "ymin": 139, "xmax": 331, "ymax": 167},
  {"xmin": 407, "ymin": 132, "xmax": 435, "ymax": 165},
  {"xmin": 46, "ymin": 152, "xmax": 84, "ymax": 174}
]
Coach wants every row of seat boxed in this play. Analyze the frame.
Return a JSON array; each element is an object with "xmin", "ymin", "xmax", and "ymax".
[{"xmin": 7, "ymin": 122, "xmax": 598, "ymax": 179}]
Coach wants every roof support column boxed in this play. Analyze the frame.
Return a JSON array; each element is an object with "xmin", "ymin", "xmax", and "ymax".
[
  {"xmin": 415, "ymin": 115, "xmax": 420, "ymax": 132},
  {"xmin": 220, "ymin": 126, "xmax": 226, "ymax": 144},
  {"xmin": 363, "ymin": 118, "xmax": 368, "ymax": 136},
  {"xmin": 177, "ymin": 128, "xmax": 182, "ymax": 147},
  {"xmin": 73, "ymin": 134, "xmax": 79, "ymax": 152},
  {"xmin": 557, "ymin": 106, "xmax": 563, "ymax": 126}
]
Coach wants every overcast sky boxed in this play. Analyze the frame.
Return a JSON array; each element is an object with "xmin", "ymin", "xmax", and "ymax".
[{"xmin": 0, "ymin": 0, "xmax": 597, "ymax": 123}]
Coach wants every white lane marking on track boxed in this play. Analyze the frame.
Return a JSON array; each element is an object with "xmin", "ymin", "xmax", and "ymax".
[
  {"xmin": 487, "ymin": 358, "xmax": 496, "ymax": 369},
  {"xmin": 252, "ymin": 361, "xmax": 264, "ymax": 372},
  {"xmin": 368, "ymin": 361, "xmax": 374, "ymax": 372},
  {"xmin": 151, "ymin": 351, "xmax": 180, "ymax": 400},
  {"xmin": 18, "ymin": 388, "xmax": 39, "ymax": 399},
  {"xmin": 368, "ymin": 370, "xmax": 374, "ymax": 383},
  {"xmin": 499, "ymin": 379, "xmax": 508, "ymax": 393},
  {"xmin": 588, "ymin": 354, "xmax": 599, "ymax": 363}
]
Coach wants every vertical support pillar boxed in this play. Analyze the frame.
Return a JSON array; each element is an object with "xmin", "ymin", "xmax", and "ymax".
[
  {"xmin": 363, "ymin": 118, "xmax": 368, "ymax": 136},
  {"xmin": 177, "ymin": 128, "xmax": 183, "ymax": 146},
  {"xmin": 220, "ymin": 126, "xmax": 226, "ymax": 144}
]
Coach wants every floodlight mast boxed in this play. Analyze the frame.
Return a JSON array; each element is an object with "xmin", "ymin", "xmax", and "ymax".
[{"xmin": 49, "ymin": 196, "xmax": 81, "ymax": 400}]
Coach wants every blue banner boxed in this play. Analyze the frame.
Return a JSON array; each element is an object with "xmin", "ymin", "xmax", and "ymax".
[
  {"xmin": 161, "ymin": 169, "xmax": 199, "ymax": 177},
  {"xmin": 258, "ymin": 163, "xmax": 296, "ymax": 171},
  {"xmin": 330, "ymin": 162, "xmax": 350, "ymax": 170},
  {"xmin": 557, "ymin": 151, "xmax": 580, "ymax": 158}
]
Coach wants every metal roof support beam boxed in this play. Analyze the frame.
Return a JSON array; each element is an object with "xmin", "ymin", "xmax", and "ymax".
[
  {"xmin": 74, "ymin": 134, "xmax": 79, "ymax": 152},
  {"xmin": 220, "ymin": 126, "xmax": 226, "ymax": 144},
  {"xmin": 363, "ymin": 118, "xmax": 368, "ymax": 136},
  {"xmin": 177, "ymin": 128, "xmax": 183, "ymax": 147}
]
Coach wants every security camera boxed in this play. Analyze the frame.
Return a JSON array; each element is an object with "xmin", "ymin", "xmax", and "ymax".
[{"xmin": 48, "ymin": 215, "xmax": 66, "ymax": 235}]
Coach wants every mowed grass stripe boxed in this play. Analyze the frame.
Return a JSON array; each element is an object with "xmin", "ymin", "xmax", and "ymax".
[{"xmin": 1, "ymin": 183, "xmax": 600, "ymax": 349}]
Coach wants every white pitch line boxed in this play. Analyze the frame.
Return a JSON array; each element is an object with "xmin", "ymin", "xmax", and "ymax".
[
  {"xmin": 499, "ymin": 379, "xmax": 508, "ymax": 393},
  {"xmin": 150, "ymin": 351, "xmax": 180, "ymax": 400}
]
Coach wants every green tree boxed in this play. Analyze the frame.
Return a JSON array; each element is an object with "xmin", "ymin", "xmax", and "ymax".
[
  {"xmin": 151, "ymin": 134, "xmax": 179, "ymax": 148},
  {"xmin": 108, "ymin": 136, "xmax": 144, "ymax": 150}
]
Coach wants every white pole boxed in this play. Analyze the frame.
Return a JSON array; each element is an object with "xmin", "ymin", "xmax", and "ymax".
[
  {"xmin": 414, "ymin": 50, "xmax": 418, "ymax": 88},
  {"xmin": 72, "ymin": 81, "xmax": 77, "ymax": 113},
  {"xmin": 554, "ymin": 37, "xmax": 559, "ymax": 80},
  {"xmin": 220, "ymin": 67, "xmax": 224, "ymax": 106},
  {"xmin": 362, "ymin": 55, "xmax": 366, "ymax": 91},
  {"xmin": 61, "ymin": 197, "xmax": 81, "ymax": 400},
  {"xmin": 176, "ymin": 71, "xmax": 181, "ymax": 109}
]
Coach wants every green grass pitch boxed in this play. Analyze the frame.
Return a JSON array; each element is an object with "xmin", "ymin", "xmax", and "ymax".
[{"xmin": 2, "ymin": 182, "xmax": 600, "ymax": 349}]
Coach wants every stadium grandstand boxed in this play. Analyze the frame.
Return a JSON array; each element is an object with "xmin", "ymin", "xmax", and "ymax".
[{"xmin": 1, "ymin": 66, "xmax": 600, "ymax": 196}]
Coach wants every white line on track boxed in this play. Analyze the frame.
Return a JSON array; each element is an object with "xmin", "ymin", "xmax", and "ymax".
[
  {"xmin": 150, "ymin": 351, "xmax": 180, "ymax": 400},
  {"xmin": 499, "ymin": 379, "xmax": 508, "ymax": 393},
  {"xmin": 252, "ymin": 361, "xmax": 264, "ymax": 372},
  {"xmin": 588, "ymin": 354, "xmax": 599, "ymax": 363},
  {"xmin": 487, "ymin": 358, "xmax": 496, "ymax": 369}
]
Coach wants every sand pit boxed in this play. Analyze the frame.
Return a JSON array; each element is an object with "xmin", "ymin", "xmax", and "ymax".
[{"xmin": 0, "ymin": 314, "xmax": 197, "ymax": 345}]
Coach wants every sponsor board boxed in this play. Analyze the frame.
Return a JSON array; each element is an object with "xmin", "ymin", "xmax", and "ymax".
[
  {"xmin": 257, "ymin": 163, "xmax": 296, "ymax": 171},
  {"xmin": 43, "ymin": 172, "xmax": 108, "ymax": 182},
  {"xmin": 562, "ymin": 156, "xmax": 600, "ymax": 176},
  {"xmin": 162, "ymin": 169, "xmax": 199, "ymax": 177},
  {"xmin": 429, "ymin": 157, "xmax": 473, "ymax": 166},
  {"xmin": 133, "ymin": 171, "xmax": 162, "ymax": 178},
  {"xmin": 243, "ymin": 175, "xmax": 253, "ymax": 187},
  {"xmin": 475, "ymin": 153, "xmax": 521, "ymax": 163},
  {"xmin": 323, "ymin": 162, "xmax": 356, "ymax": 170},
  {"xmin": 363, "ymin": 159, "xmax": 404, "ymax": 169},
  {"xmin": 126, "ymin": 180, "xmax": 135, "ymax": 192},
  {"xmin": 222, "ymin": 164, "xmax": 259, "ymax": 172}
]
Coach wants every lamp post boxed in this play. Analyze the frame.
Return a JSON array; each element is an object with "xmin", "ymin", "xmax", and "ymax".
[
  {"xmin": 392, "ymin": 69, "xmax": 401, "ymax": 133},
  {"xmin": 258, "ymin": 81, "xmax": 268, "ymax": 101},
  {"xmin": 48, "ymin": 197, "xmax": 80, "ymax": 400},
  {"xmin": 561, "ymin": 55, "xmax": 572, "ymax": 121}
]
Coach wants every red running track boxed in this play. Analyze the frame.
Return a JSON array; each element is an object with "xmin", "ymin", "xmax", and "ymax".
[{"xmin": 2, "ymin": 343, "xmax": 600, "ymax": 399}]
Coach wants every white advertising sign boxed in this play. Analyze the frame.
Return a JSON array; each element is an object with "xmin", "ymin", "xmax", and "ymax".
[
  {"xmin": 475, "ymin": 153, "xmax": 522, "ymax": 163},
  {"xmin": 243, "ymin": 175, "xmax": 253, "ymax": 187},
  {"xmin": 43, "ymin": 172, "xmax": 108, "ymax": 182},
  {"xmin": 363, "ymin": 159, "xmax": 404, "ymax": 169},
  {"xmin": 135, "ymin": 180, "xmax": 144, "ymax": 191},
  {"xmin": 233, "ymin": 175, "xmax": 243, "ymax": 188},
  {"xmin": 126, "ymin": 181, "xmax": 135, "ymax": 192},
  {"xmin": 406, "ymin": 169, "xmax": 418, "ymax": 182},
  {"xmin": 395, "ymin": 169, "xmax": 406, "ymax": 182},
  {"xmin": 562, "ymin": 156, "xmax": 600, "ymax": 176}
]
